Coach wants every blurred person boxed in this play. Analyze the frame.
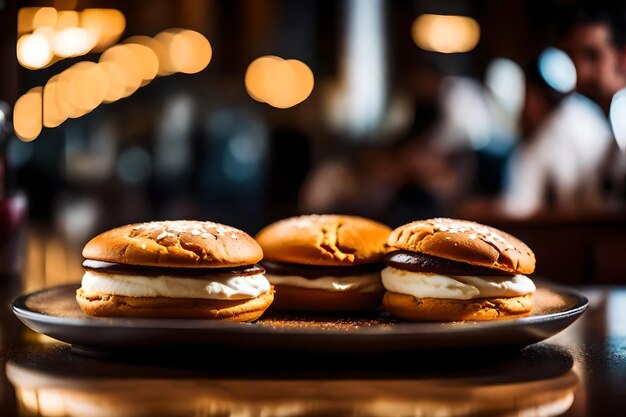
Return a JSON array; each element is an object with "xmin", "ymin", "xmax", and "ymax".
[
  {"xmin": 299, "ymin": 141, "xmax": 449, "ymax": 225},
  {"xmin": 560, "ymin": 7, "xmax": 626, "ymax": 115},
  {"xmin": 503, "ymin": 58, "xmax": 615, "ymax": 217},
  {"xmin": 300, "ymin": 63, "xmax": 479, "ymax": 225},
  {"xmin": 560, "ymin": 6, "xmax": 626, "ymax": 200}
]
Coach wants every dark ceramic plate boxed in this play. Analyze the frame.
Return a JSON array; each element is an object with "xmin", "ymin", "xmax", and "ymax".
[{"xmin": 13, "ymin": 283, "xmax": 587, "ymax": 353}]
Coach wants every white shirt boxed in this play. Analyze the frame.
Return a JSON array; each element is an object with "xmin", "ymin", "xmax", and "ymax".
[{"xmin": 505, "ymin": 94, "xmax": 616, "ymax": 217}]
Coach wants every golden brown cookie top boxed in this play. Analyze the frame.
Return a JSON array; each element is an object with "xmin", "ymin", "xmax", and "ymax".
[
  {"xmin": 82, "ymin": 220, "xmax": 263, "ymax": 268},
  {"xmin": 387, "ymin": 218, "xmax": 535, "ymax": 274},
  {"xmin": 255, "ymin": 214, "xmax": 391, "ymax": 266}
]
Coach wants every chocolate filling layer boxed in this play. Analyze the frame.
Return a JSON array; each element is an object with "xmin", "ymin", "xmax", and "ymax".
[
  {"xmin": 82, "ymin": 259, "xmax": 265, "ymax": 278},
  {"xmin": 261, "ymin": 260, "xmax": 384, "ymax": 279},
  {"xmin": 384, "ymin": 251, "xmax": 515, "ymax": 276}
]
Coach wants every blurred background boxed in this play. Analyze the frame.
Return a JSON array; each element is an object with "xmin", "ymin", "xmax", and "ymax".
[{"xmin": 1, "ymin": 0, "xmax": 626, "ymax": 289}]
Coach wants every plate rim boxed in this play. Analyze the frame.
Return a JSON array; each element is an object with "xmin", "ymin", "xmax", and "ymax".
[{"xmin": 12, "ymin": 282, "xmax": 589, "ymax": 336}]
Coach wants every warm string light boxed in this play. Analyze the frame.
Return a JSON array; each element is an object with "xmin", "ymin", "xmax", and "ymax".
[
  {"xmin": 100, "ymin": 45, "xmax": 148, "ymax": 97},
  {"xmin": 16, "ymin": 33, "xmax": 53, "ymax": 69},
  {"xmin": 52, "ymin": 27, "xmax": 98, "ymax": 58},
  {"xmin": 411, "ymin": 14, "xmax": 480, "ymax": 54},
  {"xmin": 16, "ymin": 7, "xmax": 126, "ymax": 69},
  {"xmin": 80, "ymin": 9, "xmax": 126, "ymax": 51},
  {"xmin": 16, "ymin": 8, "xmax": 312, "ymax": 140},
  {"xmin": 153, "ymin": 29, "xmax": 213, "ymax": 75},
  {"xmin": 13, "ymin": 87, "xmax": 43, "ymax": 142},
  {"xmin": 245, "ymin": 56, "xmax": 314, "ymax": 108},
  {"xmin": 43, "ymin": 75, "xmax": 65, "ymax": 128},
  {"xmin": 14, "ymin": 29, "xmax": 212, "ymax": 142}
]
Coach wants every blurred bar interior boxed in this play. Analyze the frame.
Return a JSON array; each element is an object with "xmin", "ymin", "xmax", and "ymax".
[{"xmin": 1, "ymin": 0, "xmax": 626, "ymax": 290}]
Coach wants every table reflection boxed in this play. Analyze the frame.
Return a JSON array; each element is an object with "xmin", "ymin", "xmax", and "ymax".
[{"xmin": 6, "ymin": 343, "xmax": 577, "ymax": 417}]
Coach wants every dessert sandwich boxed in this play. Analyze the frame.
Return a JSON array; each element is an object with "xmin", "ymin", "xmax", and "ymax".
[
  {"xmin": 382, "ymin": 218, "xmax": 536, "ymax": 321},
  {"xmin": 255, "ymin": 214, "xmax": 391, "ymax": 312},
  {"xmin": 77, "ymin": 220, "xmax": 274, "ymax": 321}
]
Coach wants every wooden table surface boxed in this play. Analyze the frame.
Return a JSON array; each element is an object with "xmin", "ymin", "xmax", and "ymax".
[{"xmin": 1, "ymin": 280, "xmax": 625, "ymax": 416}]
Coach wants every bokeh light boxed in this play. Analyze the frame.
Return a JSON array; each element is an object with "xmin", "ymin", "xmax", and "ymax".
[
  {"xmin": 17, "ymin": 8, "xmax": 40, "ymax": 35},
  {"xmin": 411, "ymin": 14, "xmax": 480, "ymax": 54},
  {"xmin": 153, "ymin": 30, "xmax": 178, "ymax": 75},
  {"xmin": 55, "ymin": 10, "xmax": 78, "ymax": 29},
  {"xmin": 43, "ymin": 75, "xmax": 66, "ymax": 128},
  {"xmin": 56, "ymin": 66, "xmax": 81, "ymax": 118},
  {"xmin": 610, "ymin": 88, "xmax": 626, "ymax": 152},
  {"xmin": 16, "ymin": 7, "xmax": 126, "ymax": 69},
  {"xmin": 169, "ymin": 29, "xmax": 212, "ymax": 74},
  {"xmin": 244, "ymin": 55, "xmax": 281, "ymax": 102},
  {"xmin": 65, "ymin": 62, "xmax": 108, "ymax": 116},
  {"xmin": 80, "ymin": 9, "xmax": 126, "ymax": 51},
  {"xmin": 286, "ymin": 59, "xmax": 314, "ymax": 105},
  {"xmin": 32, "ymin": 7, "xmax": 57, "ymax": 30},
  {"xmin": 538, "ymin": 47, "xmax": 577, "ymax": 94},
  {"xmin": 33, "ymin": 25, "xmax": 56, "ymax": 45},
  {"xmin": 245, "ymin": 56, "xmax": 314, "ymax": 108},
  {"xmin": 15, "ymin": 25, "xmax": 214, "ymax": 137},
  {"xmin": 14, "ymin": 87, "xmax": 43, "ymax": 142},
  {"xmin": 16, "ymin": 33, "xmax": 53, "ymax": 69},
  {"xmin": 485, "ymin": 58, "xmax": 525, "ymax": 116},
  {"xmin": 52, "ymin": 63, "xmax": 108, "ymax": 120},
  {"xmin": 99, "ymin": 44, "xmax": 144, "ymax": 97},
  {"xmin": 98, "ymin": 61, "xmax": 128, "ymax": 103},
  {"xmin": 52, "ymin": 27, "xmax": 98, "ymax": 58},
  {"xmin": 154, "ymin": 29, "xmax": 212, "ymax": 75},
  {"xmin": 124, "ymin": 36, "xmax": 168, "ymax": 79},
  {"xmin": 124, "ymin": 43, "xmax": 159, "ymax": 86}
]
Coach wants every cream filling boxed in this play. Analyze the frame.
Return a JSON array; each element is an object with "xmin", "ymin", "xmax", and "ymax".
[
  {"xmin": 265, "ymin": 272, "xmax": 384, "ymax": 293},
  {"xmin": 381, "ymin": 267, "xmax": 535, "ymax": 300},
  {"xmin": 80, "ymin": 271, "xmax": 271, "ymax": 300}
]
